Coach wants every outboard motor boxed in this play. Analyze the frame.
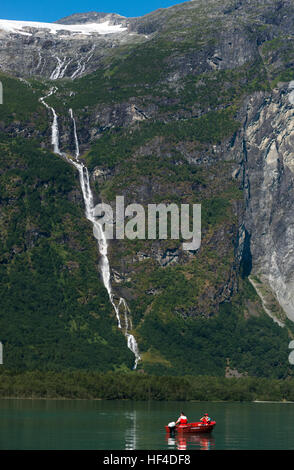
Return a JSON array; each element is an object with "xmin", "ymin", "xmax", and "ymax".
[{"xmin": 168, "ymin": 421, "xmax": 176, "ymax": 437}]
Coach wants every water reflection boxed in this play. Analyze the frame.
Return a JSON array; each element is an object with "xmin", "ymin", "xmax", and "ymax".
[
  {"xmin": 166, "ymin": 433, "xmax": 215, "ymax": 450},
  {"xmin": 125, "ymin": 411, "xmax": 137, "ymax": 450}
]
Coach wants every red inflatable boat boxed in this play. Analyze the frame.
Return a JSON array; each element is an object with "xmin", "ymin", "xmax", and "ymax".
[{"xmin": 165, "ymin": 421, "xmax": 216, "ymax": 434}]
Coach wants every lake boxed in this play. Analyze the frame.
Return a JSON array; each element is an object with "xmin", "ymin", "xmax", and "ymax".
[{"xmin": 0, "ymin": 399, "xmax": 293, "ymax": 450}]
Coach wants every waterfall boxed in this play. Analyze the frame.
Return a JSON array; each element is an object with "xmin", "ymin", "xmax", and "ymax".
[
  {"xmin": 71, "ymin": 45, "xmax": 96, "ymax": 79},
  {"xmin": 39, "ymin": 91, "xmax": 141, "ymax": 369},
  {"xmin": 50, "ymin": 56, "xmax": 70, "ymax": 80},
  {"xmin": 70, "ymin": 158, "xmax": 123, "ymax": 330},
  {"xmin": 69, "ymin": 109, "xmax": 141, "ymax": 369},
  {"xmin": 69, "ymin": 108, "xmax": 79, "ymax": 159},
  {"xmin": 39, "ymin": 87, "xmax": 62, "ymax": 155}
]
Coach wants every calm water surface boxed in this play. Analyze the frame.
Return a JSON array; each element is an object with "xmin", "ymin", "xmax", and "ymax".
[{"xmin": 0, "ymin": 399, "xmax": 293, "ymax": 450}]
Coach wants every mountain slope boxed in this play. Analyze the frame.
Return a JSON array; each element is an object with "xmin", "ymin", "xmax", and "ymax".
[{"xmin": 1, "ymin": 0, "xmax": 294, "ymax": 377}]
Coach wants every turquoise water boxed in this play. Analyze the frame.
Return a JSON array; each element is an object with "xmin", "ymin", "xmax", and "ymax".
[{"xmin": 0, "ymin": 399, "xmax": 293, "ymax": 450}]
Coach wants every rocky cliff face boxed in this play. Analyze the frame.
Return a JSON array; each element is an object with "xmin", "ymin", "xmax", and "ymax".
[
  {"xmin": 0, "ymin": 15, "xmax": 147, "ymax": 80},
  {"xmin": 0, "ymin": 0, "xmax": 293, "ymax": 80},
  {"xmin": 231, "ymin": 84, "xmax": 294, "ymax": 324}
]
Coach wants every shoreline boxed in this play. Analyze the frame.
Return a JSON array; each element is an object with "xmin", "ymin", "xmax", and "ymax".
[
  {"xmin": 1, "ymin": 372, "xmax": 294, "ymax": 402},
  {"xmin": 0, "ymin": 396, "xmax": 293, "ymax": 403}
]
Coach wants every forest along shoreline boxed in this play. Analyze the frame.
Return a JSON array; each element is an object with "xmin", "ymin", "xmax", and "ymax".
[{"xmin": 0, "ymin": 371, "xmax": 294, "ymax": 402}]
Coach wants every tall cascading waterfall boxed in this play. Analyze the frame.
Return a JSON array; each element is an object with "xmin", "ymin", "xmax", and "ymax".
[{"xmin": 39, "ymin": 91, "xmax": 141, "ymax": 369}]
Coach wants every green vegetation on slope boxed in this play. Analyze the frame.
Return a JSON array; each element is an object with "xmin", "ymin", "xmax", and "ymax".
[
  {"xmin": 85, "ymin": 108, "xmax": 240, "ymax": 172},
  {"xmin": 0, "ymin": 134, "xmax": 133, "ymax": 371},
  {"xmin": 137, "ymin": 279, "xmax": 294, "ymax": 379},
  {"xmin": 1, "ymin": 1, "xmax": 294, "ymax": 380},
  {"xmin": 0, "ymin": 72, "xmax": 47, "ymax": 131},
  {"xmin": 260, "ymin": 36, "xmax": 294, "ymax": 86}
]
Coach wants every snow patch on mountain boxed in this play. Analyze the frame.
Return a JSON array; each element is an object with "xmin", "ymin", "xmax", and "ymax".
[{"xmin": 0, "ymin": 19, "xmax": 127, "ymax": 36}]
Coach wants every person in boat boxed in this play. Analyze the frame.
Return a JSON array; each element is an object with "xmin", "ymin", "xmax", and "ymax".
[
  {"xmin": 176, "ymin": 411, "xmax": 188, "ymax": 425},
  {"xmin": 200, "ymin": 413, "xmax": 211, "ymax": 425}
]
